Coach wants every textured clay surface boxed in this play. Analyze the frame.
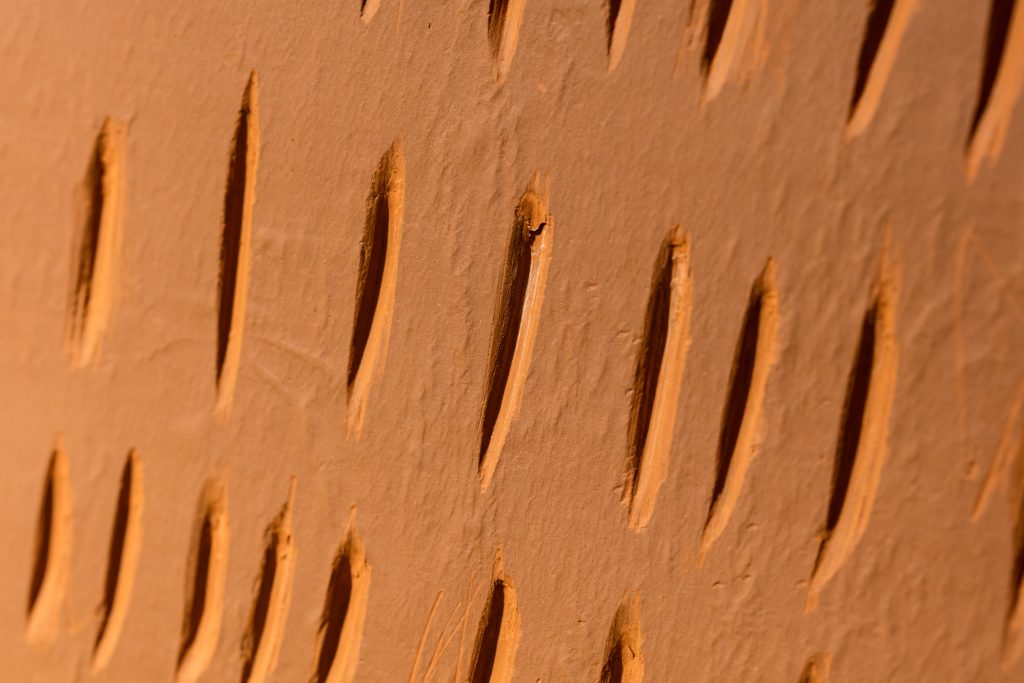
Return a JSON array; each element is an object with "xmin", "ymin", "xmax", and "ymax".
[{"xmin": 2, "ymin": 0, "xmax": 1024, "ymax": 681}]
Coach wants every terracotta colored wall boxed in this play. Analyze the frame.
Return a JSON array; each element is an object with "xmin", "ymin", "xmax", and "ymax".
[{"xmin": 1, "ymin": 1, "xmax": 1023, "ymax": 681}]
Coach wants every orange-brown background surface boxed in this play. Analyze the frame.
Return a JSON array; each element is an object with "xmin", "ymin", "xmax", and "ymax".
[{"xmin": 1, "ymin": 0, "xmax": 1023, "ymax": 681}]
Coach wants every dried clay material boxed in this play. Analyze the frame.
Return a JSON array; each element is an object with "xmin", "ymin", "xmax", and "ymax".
[{"xmin": 5, "ymin": 1, "xmax": 1024, "ymax": 681}]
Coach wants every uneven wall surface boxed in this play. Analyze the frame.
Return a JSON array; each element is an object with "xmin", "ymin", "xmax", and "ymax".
[{"xmin": 1, "ymin": 0, "xmax": 1023, "ymax": 681}]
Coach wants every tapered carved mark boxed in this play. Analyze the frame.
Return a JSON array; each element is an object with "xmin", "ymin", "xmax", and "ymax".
[
  {"xmin": 478, "ymin": 174, "xmax": 553, "ymax": 492},
  {"xmin": 67, "ymin": 118, "xmax": 126, "ymax": 367},
  {"xmin": 488, "ymin": 0, "xmax": 527, "ymax": 82},
  {"xmin": 972, "ymin": 377, "xmax": 1024, "ymax": 520},
  {"xmin": 599, "ymin": 595, "xmax": 644, "ymax": 683},
  {"xmin": 703, "ymin": 0, "xmax": 734, "ymax": 71},
  {"xmin": 470, "ymin": 553, "xmax": 520, "ymax": 683},
  {"xmin": 26, "ymin": 441, "xmax": 73, "ymax": 646},
  {"xmin": 967, "ymin": 0, "xmax": 1024, "ymax": 181},
  {"xmin": 624, "ymin": 228, "xmax": 692, "ymax": 531},
  {"xmin": 847, "ymin": 0, "xmax": 919, "ymax": 138},
  {"xmin": 799, "ymin": 653, "xmax": 832, "ymax": 682},
  {"xmin": 361, "ymin": 0, "xmax": 381, "ymax": 23},
  {"xmin": 92, "ymin": 450, "xmax": 144, "ymax": 672},
  {"xmin": 314, "ymin": 514, "xmax": 371, "ymax": 683},
  {"xmin": 1002, "ymin": 435, "xmax": 1024, "ymax": 668},
  {"xmin": 700, "ymin": 259, "xmax": 778, "ymax": 562},
  {"xmin": 241, "ymin": 480, "xmax": 297, "ymax": 683},
  {"xmin": 215, "ymin": 72, "xmax": 259, "ymax": 419},
  {"xmin": 702, "ymin": 0, "xmax": 760, "ymax": 101},
  {"xmin": 177, "ymin": 480, "xmax": 230, "ymax": 683},
  {"xmin": 607, "ymin": 0, "xmax": 637, "ymax": 71},
  {"xmin": 347, "ymin": 142, "xmax": 405, "ymax": 437},
  {"xmin": 807, "ymin": 260, "xmax": 899, "ymax": 610}
]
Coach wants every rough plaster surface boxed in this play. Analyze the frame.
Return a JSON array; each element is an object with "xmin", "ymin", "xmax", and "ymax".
[{"xmin": 1, "ymin": 1, "xmax": 1023, "ymax": 681}]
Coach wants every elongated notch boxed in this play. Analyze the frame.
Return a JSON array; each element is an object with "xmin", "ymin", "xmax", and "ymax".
[
  {"xmin": 215, "ymin": 71, "xmax": 260, "ymax": 419},
  {"xmin": 176, "ymin": 480, "xmax": 230, "ymax": 683},
  {"xmin": 846, "ymin": 0, "xmax": 919, "ymax": 138},
  {"xmin": 971, "ymin": 377, "xmax": 1024, "ymax": 521},
  {"xmin": 807, "ymin": 263, "xmax": 899, "ymax": 611},
  {"xmin": 67, "ymin": 117, "xmax": 126, "ymax": 367},
  {"xmin": 241, "ymin": 479, "xmax": 297, "ymax": 683},
  {"xmin": 699, "ymin": 259, "xmax": 778, "ymax": 562},
  {"xmin": 92, "ymin": 450, "xmax": 144, "ymax": 672},
  {"xmin": 702, "ymin": 0, "xmax": 760, "ymax": 101},
  {"xmin": 607, "ymin": 0, "xmax": 637, "ymax": 72},
  {"xmin": 624, "ymin": 228, "xmax": 691, "ymax": 531},
  {"xmin": 599, "ymin": 594, "xmax": 644, "ymax": 683},
  {"xmin": 1002, "ymin": 436, "xmax": 1024, "ymax": 669},
  {"xmin": 799, "ymin": 653, "xmax": 832, "ymax": 682},
  {"xmin": 488, "ymin": 0, "xmax": 527, "ymax": 82},
  {"xmin": 361, "ymin": 0, "xmax": 381, "ymax": 23},
  {"xmin": 967, "ymin": 0, "xmax": 1024, "ymax": 181},
  {"xmin": 26, "ymin": 441, "xmax": 73, "ymax": 646},
  {"xmin": 478, "ymin": 174, "xmax": 554, "ymax": 492},
  {"xmin": 347, "ymin": 141, "xmax": 405, "ymax": 437},
  {"xmin": 314, "ymin": 513, "xmax": 371, "ymax": 683},
  {"xmin": 470, "ymin": 552, "xmax": 520, "ymax": 683}
]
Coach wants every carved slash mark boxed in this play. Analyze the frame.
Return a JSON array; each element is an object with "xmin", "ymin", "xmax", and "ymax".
[
  {"xmin": 624, "ymin": 228, "xmax": 691, "ymax": 531},
  {"xmin": 67, "ymin": 118, "xmax": 125, "ymax": 367},
  {"xmin": 599, "ymin": 595, "xmax": 644, "ymax": 683},
  {"xmin": 702, "ymin": 0, "xmax": 735, "ymax": 72},
  {"xmin": 479, "ymin": 174, "xmax": 553, "ymax": 492},
  {"xmin": 967, "ymin": 0, "xmax": 1024, "ymax": 180},
  {"xmin": 176, "ymin": 480, "xmax": 230, "ymax": 683},
  {"xmin": 216, "ymin": 72, "xmax": 259, "ymax": 419},
  {"xmin": 470, "ymin": 553, "xmax": 520, "ymax": 683},
  {"xmin": 799, "ymin": 653, "xmax": 832, "ymax": 682},
  {"xmin": 972, "ymin": 376, "xmax": 1024, "ymax": 520},
  {"xmin": 701, "ymin": 0, "xmax": 761, "ymax": 101},
  {"xmin": 846, "ymin": 0, "xmax": 919, "ymax": 138},
  {"xmin": 361, "ymin": 0, "xmax": 381, "ymax": 23},
  {"xmin": 92, "ymin": 450, "xmax": 144, "ymax": 672},
  {"xmin": 241, "ymin": 479, "xmax": 297, "ymax": 683},
  {"xmin": 607, "ymin": 0, "xmax": 637, "ymax": 71},
  {"xmin": 1002, "ymin": 432, "xmax": 1024, "ymax": 667},
  {"xmin": 807, "ymin": 257, "xmax": 899, "ymax": 611},
  {"xmin": 488, "ymin": 0, "xmax": 528, "ymax": 82},
  {"xmin": 314, "ymin": 513, "xmax": 371, "ymax": 683},
  {"xmin": 700, "ymin": 259, "xmax": 778, "ymax": 563},
  {"xmin": 26, "ymin": 440, "xmax": 73, "ymax": 646},
  {"xmin": 347, "ymin": 141, "xmax": 405, "ymax": 437}
]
